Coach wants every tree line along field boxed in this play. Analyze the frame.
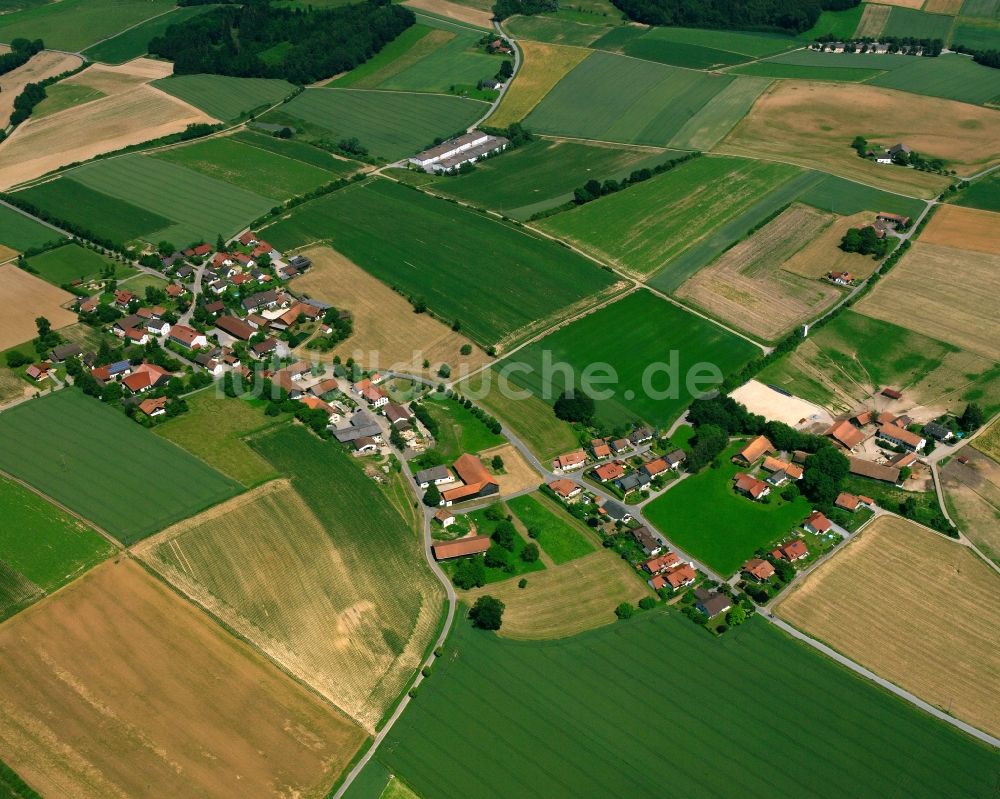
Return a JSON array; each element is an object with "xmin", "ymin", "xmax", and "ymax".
[
  {"xmin": 0, "ymin": 476, "xmax": 113, "ymax": 620},
  {"xmin": 0, "ymin": 391, "xmax": 241, "ymax": 545},
  {"xmin": 0, "ymin": 559, "xmax": 365, "ymax": 799},
  {"xmin": 370, "ymin": 610, "xmax": 1000, "ymax": 799},
  {"xmin": 777, "ymin": 514, "xmax": 1000, "ymax": 741},
  {"xmin": 0, "ymin": 0, "xmax": 176, "ymax": 51},
  {"xmin": 407, "ymin": 138, "xmax": 677, "ymax": 220},
  {"xmin": 261, "ymin": 88, "xmax": 489, "ymax": 162},
  {"xmin": 153, "ymin": 75, "xmax": 297, "ymax": 122},
  {"xmin": 0, "ymin": 205, "xmax": 63, "ymax": 253},
  {"xmin": 261, "ymin": 178, "xmax": 621, "ymax": 349},
  {"xmin": 499, "ymin": 289, "xmax": 759, "ymax": 430},
  {"xmin": 523, "ymin": 51, "xmax": 736, "ymax": 147}
]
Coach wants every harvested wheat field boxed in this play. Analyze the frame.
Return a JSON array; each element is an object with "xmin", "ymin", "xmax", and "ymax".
[
  {"xmin": 777, "ymin": 514, "xmax": 1000, "ymax": 739},
  {"xmin": 462, "ymin": 550, "xmax": 650, "ymax": 639},
  {"xmin": 855, "ymin": 3, "xmax": 891, "ymax": 37},
  {"xmin": 291, "ymin": 245, "xmax": 491, "ymax": 375},
  {"xmin": 0, "ymin": 245, "xmax": 17, "ymax": 263},
  {"xmin": 0, "ymin": 558, "xmax": 365, "ymax": 799},
  {"xmin": 403, "ymin": 0, "xmax": 493, "ymax": 27},
  {"xmin": 135, "ymin": 479, "xmax": 442, "ymax": 731},
  {"xmin": 717, "ymin": 82, "xmax": 1000, "ymax": 197},
  {"xmin": 781, "ymin": 210, "xmax": 885, "ymax": 280},
  {"xmin": 854, "ymin": 241, "xmax": 1000, "ymax": 360},
  {"xmin": 488, "ymin": 42, "xmax": 589, "ymax": 127},
  {"xmin": 921, "ymin": 0, "xmax": 963, "ymax": 12},
  {"xmin": 975, "ymin": 415, "xmax": 1000, "ymax": 463},
  {"xmin": 675, "ymin": 203, "xmax": 841, "ymax": 341},
  {"xmin": 942, "ymin": 449, "xmax": 1000, "ymax": 564},
  {"xmin": 921, "ymin": 204, "xmax": 1000, "ymax": 255},
  {"xmin": 0, "ymin": 51, "xmax": 82, "ymax": 127},
  {"xmin": 480, "ymin": 443, "xmax": 539, "ymax": 495},
  {"xmin": 0, "ymin": 264, "xmax": 76, "ymax": 350},
  {"xmin": 0, "ymin": 59, "xmax": 214, "ymax": 189}
]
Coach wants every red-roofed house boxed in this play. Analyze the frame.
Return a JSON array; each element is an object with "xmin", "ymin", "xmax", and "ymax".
[
  {"xmin": 733, "ymin": 473, "xmax": 770, "ymax": 500},
  {"xmin": 591, "ymin": 439, "xmax": 611, "ymax": 460},
  {"xmin": 772, "ymin": 539, "xmax": 809, "ymax": 561},
  {"xmin": 25, "ymin": 363, "xmax": 50, "ymax": 381},
  {"xmin": 733, "ymin": 435, "xmax": 774, "ymax": 465},
  {"xmin": 138, "ymin": 396, "xmax": 168, "ymax": 417},
  {"xmin": 122, "ymin": 363, "xmax": 171, "ymax": 394},
  {"xmin": 663, "ymin": 563, "xmax": 697, "ymax": 590},
  {"xmin": 555, "ymin": 450, "xmax": 586, "ymax": 472},
  {"xmin": 440, "ymin": 453, "xmax": 500, "ymax": 506},
  {"xmin": 643, "ymin": 551, "xmax": 680, "ymax": 574},
  {"xmin": 548, "ymin": 479, "xmax": 581, "ymax": 501},
  {"xmin": 803, "ymin": 510, "xmax": 832, "ymax": 534},
  {"xmin": 594, "ymin": 462, "xmax": 625, "ymax": 482},
  {"xmin": 742, "ymin": 558, "xmax": 775, "ymax": 582},
  {"xmin": 827, "ymin": 419, "xmax": 866, "ymax": 449},
  {"xmin": 432, "ymin": 535, "xmax": 491, "ymax": 560},
  {"xmin": 169, "ymin": 324, "xmax": 208, "ymax": 350},
  {"xmin": 835, "ymin": 492, "xmax": 861, "ymax": 512}
]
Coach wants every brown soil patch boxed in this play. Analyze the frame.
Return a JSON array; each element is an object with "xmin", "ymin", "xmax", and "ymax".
[
  {"xmin": 781, "ymin": 210, "xmax": 885, "ymax": 280},
  {"xmin": 674, "ymin": 203, "xmax": 842, "ymax": 341},
  {"xmin": 777, "ymin": 514, "xmax": 1000, "ymax": 739},
  {"xmin": 942, "ymin": 450, "xmax": 1000, "ymax": 564},
  {"xmin": 717, "ymin": 82, "xmax": 1000, "ymax": 197},
  {"xmin": 0, "ymin": 558, "xmax": 366, "ymax": 799},
  {"xmin": 489, "ymin": 42, "xmax": 590, "ymax": 127},
  {"xmin": 855, "ymin": 3, "xmax": 891, "ymax": 36},
  {"xmin": 462, "ymin": 550, "xmax": 650, "ymax": 639},
  {"xmin": 0, "ymin": 263, "xmax": 77, "ymax": 350},
  {"xmin": 729, "ymin": 379, "xmax": 834, "ymax": 427},
  {"xmin": 481, "ymin": 442, "xmax": 540, "ymax": 495},
  {"xmin": 0, "ymin": 51, "xmax": 82, "ymax": 127},
  {"xmin": 289, "ymin": 245, "xmax": 492, "ymax": 376},
  {"xmin": 854, "ymin": 241, "xmax": 1000, "ymax": 360},
  {"xmin": 921, "ymin": 0, "xmax": 962, "ymax": 12},
  {"xmin": 403, "ymin": 0, "xmax": 494, "ymax": 28},
  {"xmin": 0, "ymin": 80, "xmax": 214, "ymax": 189},
  {"xmin": 921, "ymin": 204, "xmax": 1000, "ymax": 255}
]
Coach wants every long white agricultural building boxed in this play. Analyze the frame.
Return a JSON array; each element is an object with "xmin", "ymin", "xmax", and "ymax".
[{"xmin": 410, "ymin": 130, "xmax": 509, "ymax": 173}]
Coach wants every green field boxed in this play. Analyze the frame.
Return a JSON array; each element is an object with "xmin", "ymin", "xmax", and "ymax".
[
  {"xmin": 375, "ymin": 25, "xmax": 504, "ymax": 94},
  {"xmin": 154, "ymin": 136, "xmax": 344, "ymax": 200},
  {"xmin": 729, "ymin": 62, "xmax": 884, "ymax": 81},
  {"xmin": 264, "ymin": 88, "xmax": 489, "ymax": 162},
  {"xmin": 668, "ymin": 76, "xmax": 773, "ymax": 151},
  {"xmin": 601, "ymin": 26, "xmax": 796, "ymax": 69},
  {"xmin": 960, "ymin": 0, "xmax": 999, "ymax": 15},
  {"xmin": 504, "ymin": 14, "xmax": 611, "ymax": 46},
  {"xmin": 0, "ymin": 205, "xmax": 64, "ymax": 253},
  {"xmin": 870, "ymin": 53, "xmax": 1000, "ymax": 106},
  {"xmin": 31, "ymin": 82, "xmax": 105, "ymax": 119},
  {"xmin": 538, "ymin": 155, "xmax": 799, "ymax": 280},
  {"xmin": 329, "ymin": 23, "xmax": 436, "ymax": 88},
  {"xmin": 524, "ymin": 51, "xmax": 734, "ymax": 146},
  {"xmin": 799, "ymin": 4, "xmax": 866, "ymax": 39},
  {"xmin": 0, "ymin": 476, "xmax": 113, "ymax": 618},
  {"xmin": 65, "ymin": 154, "xmax": 276, "ymax": 245},
  {"xmin": 371, "ymin": 610, "xmax": 1000, "ymax": 799},
  {"xmin": 507, "ymin": 493, "xmax": 595, "ymax": 564},
  {"xmin": 758, "ymin": 49, "xmax": 912, "ymax": 70},
  {"xmin": 952, "ymin": 20, "xmax": 1000, "ymax": 52},
  {"xmin": 15, "ymin": 178, "xmax": 173, "ymax": 245},
  {"xmin": 499, "ymin": 290, "xmax": 759, "ymax": 429},
  {"xmin": 415, "ymin": 394, "xmax": 505, "ymax": 463},
  {"xmin": 883, "ymin": 7, "xmax": 955, "ymax": 39},
  {"xmin": 82, "ymin": 4, "xmax": 217, "ymax": 64},
  {"xmin": 614, "ymin": 25, "xmax": 797, "ymax": 57},
  {"xmin": 0, "ymin": 758, "xmax": 41, "ymax": 799},
  {"xmin": 0, "ymin": 390, "xmax": 241, "ymax": 544},
  {"xmin": 454, "ymin": 506, "xmax": 546, "ymax": 584},
  {"xmin": 261, "ymin": 178, "xmax": 617, "ymax": 347},
  {"xmin": 153, "ymin": 75, "xmax": 297, "ymax": 121},
  {"xmin": 0, "ymin": 0, "xmax": 175, "ymax": 51},
  {"xmin": 413, "ymin": 139, "xmax": 677, "ymax": 219},
  {"xmin": 952, "ymin": 172, "xmax": 1000, "ymax": 212},
  {"xmin": 234, "ymin": 129, "xmax": 361, "ymax": 174},
  {"xmin": 24, "ymin": 242, "xmax": 125, "ymax": 285},
  {"xmin": 797, "ymin": 173, "xmax": 927, "ymax": 219},
  {"xmin": 644, "ymin": 441, "xmax": 810, "ymax": 575}
]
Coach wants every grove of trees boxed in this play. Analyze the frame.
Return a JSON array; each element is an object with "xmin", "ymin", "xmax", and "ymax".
[{"xmin": 610, "ymin": 0, "xmax": 859, "ymax": 34}]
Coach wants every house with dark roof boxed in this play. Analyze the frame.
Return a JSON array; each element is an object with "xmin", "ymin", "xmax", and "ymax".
[
  {"xmin": 251, "ymin": 338, "xmax": 279, "ymax": 359},
  {"xmin": 415, "ymin": 466, "xmax": 454, "ymax": 489},
  {"xmin": 629, "ymin": 426, "xmax": 653, "ymax": 446},
  {"xmin": 923, "ymin": 421, "xmax": 954, "ymax": 442},
  {"xmin": 604, "ymin": 500, "xmax": 631, "ymax": 524},
  {"xmin": 215, "ymin": 315, "xmax": 255, "ymax": 341},
  {"xmin": 694, "ymin": 588, "xmax": 731, "ymax": 618},
  {"xmin": 334, "ymin": 410, "xmax": 382, "ymax": 443},
  {"xmin": 615, "ymin": 471, "xmax": 650, "ymax": 493},
  {"xmin": 49, "ymin": 343, "xmax": 82, "ymax": 362},
  {"xmin": 630, "ymin": 525, "xmax": 659, "ymax": 555}
]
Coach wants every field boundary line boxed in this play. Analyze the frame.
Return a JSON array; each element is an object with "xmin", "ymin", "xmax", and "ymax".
[{"xmin": 77, "ymin": 7, "xmax": 179, "ymax": 57}]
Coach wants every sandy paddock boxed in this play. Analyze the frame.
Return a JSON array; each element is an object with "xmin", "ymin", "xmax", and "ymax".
[
  {"xmin": 0, "ymin": 51, "xmax": 83, "ymax": 127},
  {"xmin": 920, "ymin": 204, "xmax": 1000, "ymax": 255},
  {"xmin": 403, "ymin": 0, "xmax": 494, "ymax": 28},
  {"xmin": 730, "ymin": 379, "xmax": 834, "ymax": 428},
  {"xmin": 482, "ymin": 442, "xmax": 541, "ymax": 495},
  {"xmin": 0, "ymin": 263, "xmax": 77, "ymax": 350}
]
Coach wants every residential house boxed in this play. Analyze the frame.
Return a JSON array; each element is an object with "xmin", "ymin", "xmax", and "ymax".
[
  {"xmin": 50, "ymin": 343, "xmax": 82, "ymax": 363},
  {"xmin": 663, "ymin": 563, "xmax": 696, "ymax": 591},
  {"xmin": 78, "ymin": 296, "xmax": 100, "ymax": 314},
  {"xmin": 432, "ymin": 535, "xmax": 491, "ymax": 560},
  {"xmin": 923, "ymin": 421, "xmax": 954, "ymax": 442},
  {"xmin": 803, "ymin": 510, "xmax": 832, "ymax": 535},
  {"xmin": 352, "ymin": 436, "xmax": 379, "ymax": 455},
  {"xmin": 440, "ymin": 453, "xmax": 500, "ymax": 506},
  {"xmin": 694, "ymin": 588, "xmax": 731, "ymax": 618},
  {"xmin": 829, "ymin": 271, "xmax": 853, "ymax": 285},
  {"xmin": 91, "ymin": 360, "xmax": 131, "ymax": 382},
  {"xmin": 114, "ymin": 290, "xmax": 135, "ymax": 309},
  {"xmin": 630, "ymin": 525, "xmax": 660, "ymax": 555},
  {"xmin": 165, "ymin": 283, "xmax": 185, "ymax": 299},
  {"xmin": 733, "ymin": 473, "xmax": 770, "ymax": 501},
  {"xmin": 355, "ymin": 379, "xmax": 388, "ymax": 409},
  {"xmin": 434, "ymin": 509, "xmax": 456, "ymax": 528},
  {"xmin": 250, "ymin": 338, "xmax": 279, "ymax": 360},
  {"xmin": 121, "ymin": 363, "xmax": 171, "ymax": 394},
  {"xmin": 664, "ymin": 449, "xmax": 686, "ymax": 470},
  {"xmin": 733, "ymin": 435, "xmax": 774, "ymax": 465},
  {"xmin": 604, "ymin": 501, "xmax": 632, "ymax": 525},
  {"xmin": 203, "ymin": 300, "xmax": 225, "ymax": 317},
  {"xmin": 299, "ymin": 396, "xmax": 340, "ymax": 424},
  {"xmin": 333, "ymin": 410, "xmax": 382, "ymax": 444},
  {"xmin": 610, "ymin": 438, "xmax": 631, "ymax": 455},
  {"xmin": 615, "ymin": 471, "xmax": 650, "ymax": 493},
  {"xmin": 641, "ymin": 457, "xmax": 669, "ymax": 480},
  {"xmin": 643, "ymin": 551, "xmax": 680, "ymax": 574},
  {"xmin": 594, "ymin": 462, "xmax": 625, "ymax": 482},
  {"xmin": 415, "ymin": 465, "xmax": 455, "ymax": 489},
  {"xmin": 138, "ymin": 396, "xmax": 168, "ymax": 417},
  {"xmin": 384, "ymin": 403, "xmax": 414, "ymax": 427},
  {"xmin": 877, "ymin": 423, "xmax": 925, "ymax": 452},
  {"xmin": 548, "ymin": 478, "xmax": 581, "ymax": 501},
  {"xmin": 556, "ymin": 449, "xmax": 587, "ymax": 472},
  {"xmin": 182, "ymin": 243, "xmax": 212, "ymax": 258},
  {"xmin": 835, "ymin": 492, "xmax": 863, "ymax": 512},
  {"xmin": 241, "ymin": 290, "xmax": 281, "ymax": 313},
  {"xmin": 25, "ymin": 363, "xmax": 50, "ymax": 381},
  {"xmin": 288, "ymin": 254, "xmax": 312, "ymax": 271},
  {"xmin": 591, "ymin": 439, "xmax": 611, "ymax": 460},
  {"xmin": 629, "ymin": 426, "xmax": 653, "ymax": 446},
  {"xmin": 772, "ymin": 539, "xmax": 809, "ymax": 562},
  {"xmin": 889, "ymin": 451, "xmax": 917, "ymax": 469},
  {"xmin": 123, "ymin": 327, "xmax": 149, "ymax": 346},
  {"xmin": 742, "ymin": 558, "xmax": 775, "ymax": 583},
  {"xmin": 876, "ymin": 212, "xmax": 910, "ymax": 228},
  {"xmin": 146, "ymin": 318, "xmax": 171, "ymax": 337},
  {"xmin": 169, "ymin": 324, "xmax": 208, "ymax": 350}
]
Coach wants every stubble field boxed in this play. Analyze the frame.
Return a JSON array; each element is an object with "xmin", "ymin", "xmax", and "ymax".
[
  {"xmin": 942, "ymin": 448, "xmax": 1000, "ymax": 564},
  {"xmin": 487, "ymin": 41, "xmax": 589, "ymax": 126},
  {"xmin": 674, "ymin": 203, "xmax": 842, "ymax": 341},
  {"xmin": 0, "ymin": 559, "xmax": 365, "ymax": 799},
  {"xmin": 919, "ymin": 204, "xmax": 1000, "ymax": 254},
  {"xmin": 0, "ymin": 264, "xmax": 76, "ymax": 350},
  {"xmin": 777, "ymin": 514, "xmax": 1000, "ymax": 740}
]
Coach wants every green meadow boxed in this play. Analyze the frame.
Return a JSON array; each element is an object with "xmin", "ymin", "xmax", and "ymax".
[
  {"xmin": 25, "ymin": 242, "xmax": 130, "ymax": 285},
  {"xmin": 500, "ymin": 290, "xmax": 759, "ymax": 429},
  {"xmin": 233, "ymin": 130, "xmax": 361, "ymax": 175},
  {"xmin": 870, "ymin": 53, "xmax": 1000, "ymax": 106},
  {"xmin": 372, "ymin": 611, "xmax": 1000, "ymax": 799},
  {"xmin": 668, "ymin": 76, "xmax": 773, "ymax": 150},
  {"xmin": 0, "ymin": 0, "xmax": 175, "ymax": 51},
  {"xmin": 952, "ymin": 172, "xmax": 1000, "ymax": 212},
  {"xmin": 261, "ymin": 178, "xmax": 617, "ymax": 347},
  {"xmin": 376, "ymin": 27, "xmax": 505, "ymax": 94},
  {"xmin": 82, "ymin": 4, "xmax": 217, "ymax": 64},
  {"xmin": 0, "ymin": 391, "xmax": 241, "ymax": 545},
  {"xmin": 507, "ymin": 493, "xmax": 595, "ymax": 564},
  {"xmin": 799, "ymin": 4, "xmax": 865, "ymax": 39},
  {"xmin": 413, "ymin": 394, "xmax": 505, "ymax": 464},
  {"xmin": 153, "ymin": 75, "xmax": 297, "ymax": 121},
  {"xmin": 729, "ymin": 62, "xmax": 884, "ymax": 81},
  {"xmin": 0, "ymin": 205, "xmax": 64, "ymax": 252},
  {"xmin": 883, "ymin": 7, "xmax": 955, "ymax": 39},
  {"xmin": 329, "ymin": 23, "xmax": 435, "ymax": 88},
  {"xmin": 32, "ymin": 83, "xmax": 105, "ymax": 119},
  {"xmin": 952, "ymin": 21, "xmax": 1000, "ymax": 52},
  {"xmin": 504, "ymin": 14, "xmax": 611, "ymax": 46},
  {"xmin": 595, "ymin": 26, "xmax": 796, "ymax": 69}
]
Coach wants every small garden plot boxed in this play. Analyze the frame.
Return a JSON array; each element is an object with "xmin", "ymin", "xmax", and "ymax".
[
  {"xmin": 487, "ymin": 41, "xmax": 589, "ymax": 126},
  {"xmin": 674, "ymin": 203, "xmax": 842, "ymax": 342},
  {"xmin": 412, "ymin": 394, "xmax": 506, "ymax": 466},
  {"xmin": 643, "ymin": 440, "xmax": 812, "ymax": 576},
  {"xmin": 0, "ymin": 264, "xmax": 77, "ymax": 351},
  {"xmin": 447, "ymin": 505, "xmax": 546, "ymax": 585},
  {"xmin": 507, "ymin": 493, "xmax": 595, "ymax": 564},
  {"xmin": 153, "ymin": 74, "xmax": 297, "ymax": 121}
]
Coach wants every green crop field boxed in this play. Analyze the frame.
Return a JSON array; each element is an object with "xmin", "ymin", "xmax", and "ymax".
[
  {"xmin": 960, "ymin": 0, "xmax": 999, "ymax": 15},
  {"xmin": 372, "ymin": 610, "xmax": 1000, "ymax": 799},
  {"xmin": 261, "ymin": 179, "xmax": 617, "ymax": 348},
  {"xmin": 66, "ymin": 155, "xmax": 275, "ymax": 245},
  {"xmin": 613, "ymin": 25, "xmax": 797, "ymax": 57},
  {"xmin": 538, "ymin": 155, "xmax": 799, "ymax": 281},
  {"xmin": 499, "ymin": 290, "xmax": 759, "ymax": 429},
  {"xmin": 0, "ymin": 476, "xmax": 113, "ymax": 618},
  {"xmin": 329, "ymin": 23, "xmax": 434, "ymax": 88},
  {"xmin": 414, "ymin": 394, "xmax": 504, "ymax": 464},
  {"xmin": 507, "ymin": 493, "xmax": 595, "ymax": 564},
  {"xmin": 0, "ymin": 390, "xmax": 241, "ymax": 544},
  {"xmin": 870, "ymin": 53, "xmax": 1000, "ymax": 106},
  {"xmin": 797, "ymin": 173, "xmax": 927, "ymax": 219},
  {"xmin": 953, "ymin": 21, "xmax": 1000, "ymax": 52},
  {"xmin": 82, "ymin": 5, "xmax": 216, "ymax": 64},
  {"xmin": 952, "ymin": 172, "xmax": 1000, "ymax": 212},
  {"xmin": 375, "ymin": 27, "xmax": 504, "ymax": 94},
  {"xmin": 758, "ymin": 49, "xmax": 912, "ymax": 70},
  {"xmin": 154, "ymin": 136, "xmax": 343, "ymax": 200},
  {"xmin": 799, "ymin": 4, "xmax": 866, "ymax": 39},
  {"xmin": 504, "ymin": 14, "xmax": 610, "ymax": 46},
  {"xmin": 264, "ymin": 88, "xmax": 489, "ymax": 162},
  {"xmin": 0, "ymin": 206, "xmax": 63, "ymax": 253},
  {"xmin": 24, "ymin": 242, "xmax": 124, "ymax": 286},
  {"xmin": 234, "ymin": 130, "xmax": 361, "ymax": 175},
  {"xmin": 883, "ymin": 7, "xmax": 955, "ymax": 39},
  {"xmin": 729, "ymin": 62, "xmax": 884, "ymax": 81},
  {"xmin": 0, "ymin": 758, "xmax": 41, "ymax": 799},
  {"xmin": 416, "ymin": 139, "xmax": 677, "ymax": 219},
  {"xmin": 644, "ymin": 441, "xmax": 810, "ymax": 575},
  {"xmin": 153, "ymin": 75, "xmax": 297, "ymax": 121},
  {"xmin": 14, "ymin": 179, "xmax": 171, "ymax": 246},
  {"xmin": 524, "ymin": 51, "xmax": 734, "ymax": 146},
  {"xmin": 668, "ymin": 76, "xmax": 773, "ymax": 151},
  {"xmin": 604, "ymin": 26, "xmax": 797, "ymax": 69},
  {"xmin": 0, "ymin": 0, "xmax": 175, "ymax": 51}
]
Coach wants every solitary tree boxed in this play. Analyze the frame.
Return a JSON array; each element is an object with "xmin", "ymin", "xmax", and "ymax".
[
  {"xmin": 615, "ymin": 602, "xmax": 635, "ymax": 620},
  {"xmin": 726, "ymin": 606, "xmax": 747, "ymax": 627},
  {"xmin": 521, "ymin": 543, "xmax": 540, "ymax": 563},
  {"xmin": 422, "ymin": 483, "xmax": 441, "ymax": 507},
  {"xmin": 491, "ymin": 454, "xmax": 504, "ymax": 471},
  {"xmin": 469, "ymin": 595, "xmax": 505, "ymax": 630},
  {"xmin": 960, "ymin": 402, "xmax": 984, "ymax": 432}
]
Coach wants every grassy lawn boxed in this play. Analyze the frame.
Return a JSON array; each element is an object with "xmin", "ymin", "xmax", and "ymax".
[
  {"xmin": 952, "ymin": 172, "xmax": 1000, "ymax": 213},
  {"xmin": 644, "ymin": 441, "xmax": 811, "ymax": 576},
  {"xmin": 153, "ymin": 75, "xmax": 297, "ymax": 121},
  {"xmin": 0, "ymin": 390, "xmax": 241, "ymax": 545},
  {"xmin": 507, "ymin": 492, "xmax": 595, "ymax": 564},
  {"xmin": 154, "ymin": 391, "xmax": 289, "ymax": 487},
  {"xmin": 413, "ymin": 394, "xmax": 505, "ymax": 465},
  {"xmin": 25, "ymin": 243, "xmax": 129, "ymax": 286},
  {"xmin": 368, "ymin": 610, "xmax": 1000, "ymax": 799}
]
